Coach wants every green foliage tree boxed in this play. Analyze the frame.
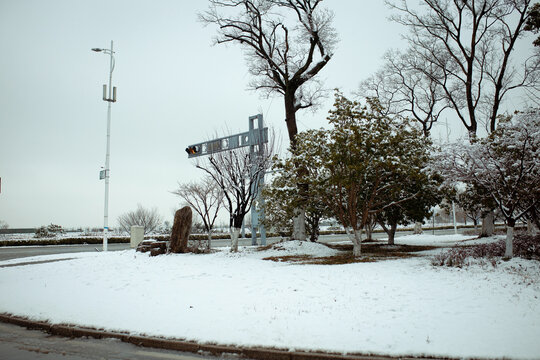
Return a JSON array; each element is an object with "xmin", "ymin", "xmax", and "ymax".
[
  {"xmin": 287, "ymin": 92, "xmax": 436, "ymax": 256},
  {"xmin": 362, "ymin": 104, "xmax": 442, "ymax": 245},
  {"xmin": 263, "ymin": 154, "xmax": 331, "ymax": 241},
  {"xmin": 376, "ymin": 170, "xmax": 442, "ymax": 245}
]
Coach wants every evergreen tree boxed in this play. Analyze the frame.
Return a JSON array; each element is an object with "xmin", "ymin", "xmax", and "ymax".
[{"xmin": 290, "ymin": 92, "xmax": 438, "ymax": 256}]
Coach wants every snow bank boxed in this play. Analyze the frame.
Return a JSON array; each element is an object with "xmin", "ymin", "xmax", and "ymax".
[
  {"xmin": 1, "ymin": 244, "xmax": 539, "ymax": 359},
  {"xmin": 393, "ymin": 233, "xmax": 477, "ymax": 246},
  {"xmin": 249, "ymin": 240, "xmax": 341, "ymax": 258}
]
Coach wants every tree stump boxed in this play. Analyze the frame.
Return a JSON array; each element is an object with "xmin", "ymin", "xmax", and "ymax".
[{"xmin": 169, "ymin": 206, "xmax": 192, "ymax": 253}]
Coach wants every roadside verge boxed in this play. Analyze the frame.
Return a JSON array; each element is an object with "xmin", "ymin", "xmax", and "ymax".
[{"xmin": 0, "ymin": 313, "xmax": 451, "ymax": 360}]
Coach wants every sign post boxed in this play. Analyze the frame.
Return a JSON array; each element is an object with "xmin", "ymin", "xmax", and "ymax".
[{"xmin": 186, "ymin": 114, "xmax": 268, "ymax": 246}]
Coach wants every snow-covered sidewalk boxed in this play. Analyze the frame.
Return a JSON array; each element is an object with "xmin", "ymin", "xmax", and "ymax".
[{"xmin": 1, "ymin": 238, "xmax": 539, "ymax": 359}]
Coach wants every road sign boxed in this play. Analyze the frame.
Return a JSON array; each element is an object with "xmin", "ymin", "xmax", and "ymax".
[
  {"xmin": 185, "ymin": 114, "xmax": 268, "ymax": 246},
  {"xmin": 185, "ymin": 127, "xmax": 268, "ymax": 158}
]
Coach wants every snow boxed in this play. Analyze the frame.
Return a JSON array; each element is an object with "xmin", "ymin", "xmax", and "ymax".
[
  {"xmin": 392, "ymin": 233, "xmax": 479, "ymax": 246},
  {"xmin": 1, "ymin": 238, "xmax": 540, "ymax": 359}
]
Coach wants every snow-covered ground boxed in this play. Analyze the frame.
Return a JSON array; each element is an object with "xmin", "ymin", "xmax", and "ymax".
[{"xmin": 1, "ymin": 236, "xmax": 539, "ymax": 359}]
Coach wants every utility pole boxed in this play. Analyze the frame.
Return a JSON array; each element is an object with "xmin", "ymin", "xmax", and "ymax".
[{"xmin": 92, "ymin": 41, "xmax": 117, "ymax": 251}]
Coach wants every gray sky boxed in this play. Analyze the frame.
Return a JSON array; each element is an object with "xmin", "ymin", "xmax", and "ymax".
[{"xmin": 0, "ymin": 0, "xmax": 533, "ymax": 229}]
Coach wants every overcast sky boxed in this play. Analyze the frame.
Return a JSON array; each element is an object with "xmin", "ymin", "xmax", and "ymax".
[{"xmin": 0, "ymin": 1, "xmax": 534, "ymax": 229}]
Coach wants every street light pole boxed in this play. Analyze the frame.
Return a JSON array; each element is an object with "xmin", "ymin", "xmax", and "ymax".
[{"xmin": 92, "ymin": 41, "xmax": 117, "ymax": 252}]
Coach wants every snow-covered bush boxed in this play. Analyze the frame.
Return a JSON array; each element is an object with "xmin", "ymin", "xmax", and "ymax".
[
  {"xmin": 432, "ymin": 233, "xmax": 540, "ymax": 267},
  {"xmin": 34, "ymin": 224, "xmax": 64, "ymax": 238},
  {"xmin": 431, "ymin": 248, "xmax": 470, "ymax": 268}
]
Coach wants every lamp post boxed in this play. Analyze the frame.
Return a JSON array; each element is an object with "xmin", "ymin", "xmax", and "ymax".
[{"xmin": 92, "ymin": 41, "xmax": 117, "ymax": 251}]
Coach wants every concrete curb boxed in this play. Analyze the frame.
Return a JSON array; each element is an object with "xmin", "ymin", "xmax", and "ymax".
[{"xmin": 0, "ymin": 313, "xmax": 452, "ymax": 360}]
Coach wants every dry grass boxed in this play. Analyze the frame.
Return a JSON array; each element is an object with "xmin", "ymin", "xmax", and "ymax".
[{"xmin": 261, "ymin": 242, "xmax": 437, "ymax": 265}]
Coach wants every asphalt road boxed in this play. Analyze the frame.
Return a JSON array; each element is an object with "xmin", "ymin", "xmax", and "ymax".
[
  {"xmin": 0, "ymin": 322, "xmax": 216, "ymax": 360},
  {"xmin": 0, "ymin": 228, "xmax": 470, "ymax": 262}
]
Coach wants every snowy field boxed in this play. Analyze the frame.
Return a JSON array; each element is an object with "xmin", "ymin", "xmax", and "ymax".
[{"xmin": 1, "ymin": 235, "xmax": 539, "ymax": 359}]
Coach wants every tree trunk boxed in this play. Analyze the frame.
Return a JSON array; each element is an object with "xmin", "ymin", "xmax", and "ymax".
[
  {"xmin": 291, "ymin": 207, "xmax": 307, "ymax": 241},
  {"xmin": 308, "ymin": 214, "xmax": 320, "ymax": 242},
  {"xmin": 285, "ymin": 91, "xmax": 307, "ymax": 242},
  {"xmin": 352, "ymin": 229, "xmax": 363, "ymax": 258},
  {"xmin": 388, "ymin": 222, "xmax": 397, "ymax": 246},
  {"xmin": 230, "ymin": 227, "xmax": 241, "ymax": 253},
  {"xmin": 365, "ymin": 220, "xmax": 374, "ymax": 241},
  {"xmin": 505, "ymin": 222, "xmax": 515, "ymax": 259},
  {"xmin": 206, "ymin": 230, "xmax": 212, "ymax": 250},
  {"xmin": 480, "ymin": 211, "xmax": 495, "ymax": 237}
]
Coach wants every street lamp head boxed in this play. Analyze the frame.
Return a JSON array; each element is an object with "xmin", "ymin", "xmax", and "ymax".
[{"xmin": 91, "ymin": 48, "xmax": 103, "ymax": 52}]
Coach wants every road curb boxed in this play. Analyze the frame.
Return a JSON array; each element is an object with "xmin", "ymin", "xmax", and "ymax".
[{"xmin": 0, "ymin": 313, "xmax": 453, "ymax": 360}]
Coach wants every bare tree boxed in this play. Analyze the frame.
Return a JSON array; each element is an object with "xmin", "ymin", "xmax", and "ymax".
[
  {"xmin": 171, "ymin": 177, "xmax": 224, "ymax": 249},
  {"xmin": 117, "ymin": 204, "xmax": 163, "ymax": 235},
  {"xmin": 0, "ymin": 220, "xmax": 8, "ymax": 230},
  {"xmin": 200, "ymin": 0, "xmax": 337, "ymax": 240},
  {"xmin": 359, "ymin": 48, "xmax": 449, "ymax": 137},
  {"xmin": 196, "ymin": 142, "xmax": 273, "ymax": 252},
  {"xmin": 387, "ymin": 0, "xmax": 540, "ymax": 136}
]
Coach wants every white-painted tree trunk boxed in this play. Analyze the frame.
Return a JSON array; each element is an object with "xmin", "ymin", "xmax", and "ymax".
[
  {"xmin": 291, "ymin": 207, "xmax": 307, "ymax": 241},
  {"xmin": 505, "ymin": 226, "xmax": 514, "ymax": 259},
  {"xmin": 230, "ymin": 227, "xmax": 240, "ymax": 252},
  {"xmin": 352, "ymin": 229, "xmax": 363, "ymax": 257},
  {"xmin": 413, "ymin": 222, "xmax": 423, "ymax": 234},
  {"xmin": 206, "ymin": 231, "xmax": 212, "ymax": 250}
]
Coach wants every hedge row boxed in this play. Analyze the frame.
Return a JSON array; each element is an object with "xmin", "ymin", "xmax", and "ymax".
[{"xmin": 0, "ymin": 224, "xmax": 512, "ymax": 247}]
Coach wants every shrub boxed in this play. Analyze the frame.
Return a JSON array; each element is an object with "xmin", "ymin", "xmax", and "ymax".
[
  {"xmin": 513, "ymin": 233, "xmax": 540, "ymax": 260},
  {"xmin": 432, "ymin": 233, "xmax": 540, "ymax": 267},
  {"xmin": 34, "ymin": 226, "xmax": 50, "ymax": 238},
  {"xmin": 34, "ymin": 224, "xmax": 64, "ymax": 238},
  {"xmin": 431, "ymin": 248, "xmax": 470, "ymax": 268},
  {"xmin": 47, "ymin": 224, "xmax": 64, "ymax": 234}
]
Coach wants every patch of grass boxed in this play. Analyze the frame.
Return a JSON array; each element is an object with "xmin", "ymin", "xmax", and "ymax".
[
  {"xmin": 309, "ymin": 254, "xmax": 378, "ymax": 265},
  {"xmin": 325, "ymin": 242, "xmax": 436, "ymax": 254},
  {"xmin": 262, "ymin": 255, "xmax": 314, "ymax": 263},
  {"xmin": 260, "ymin": 242, "xmax": 438, "ymax": 265}
]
